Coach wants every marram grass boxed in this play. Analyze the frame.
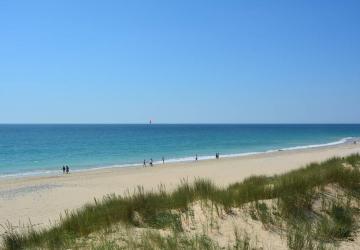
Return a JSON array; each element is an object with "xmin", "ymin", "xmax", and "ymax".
[{"xmin": 2, "ymin": 154, "xmax": 360, "ymax": 249}]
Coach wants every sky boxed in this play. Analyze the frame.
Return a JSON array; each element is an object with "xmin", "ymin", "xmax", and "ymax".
[{"xmin": 0, "ymin": 0, "xmax": 359, "ymax": 124}]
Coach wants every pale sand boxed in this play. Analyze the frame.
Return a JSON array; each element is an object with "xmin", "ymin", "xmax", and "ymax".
[{"xmin": 1, "ymin": 142, "xmax": 360, "ymax": 234}]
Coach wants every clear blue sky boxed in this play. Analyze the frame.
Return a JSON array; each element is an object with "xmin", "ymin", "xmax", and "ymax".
[{"xmin": 0, "ymin": 0, "xmax": 359, "ymax": 123}]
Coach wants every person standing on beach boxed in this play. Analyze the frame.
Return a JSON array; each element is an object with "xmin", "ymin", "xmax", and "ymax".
[
  {"xmin": 62, "ymin": 166, "xmax": 65, "ymax": 174},
  {"xmin": 150, "ymin": 158, "xmax": 153, "ymax": 167},
  {"xmin": 162, "ymin": 156, "xmax": 165, "ymax": 164},
  {"xmin": 66, "ymin": 165, "xmax": 69, "ymax": 174},
  {"xmin": 143, "ymin": 159, "xmax": 146, "ymax": 167},
  {"xmin": 195, "ymin": 154, "xmax": 198, "ymax": 161}
]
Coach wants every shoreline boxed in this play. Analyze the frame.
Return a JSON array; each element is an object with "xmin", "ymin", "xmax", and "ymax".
[
  {"xmin": 1, "ymin": 141, "xmax": 360, "ymax": 235},
  {"xmin": 0, "ymin": 136, "xmax": 356, "ymax": 180}
]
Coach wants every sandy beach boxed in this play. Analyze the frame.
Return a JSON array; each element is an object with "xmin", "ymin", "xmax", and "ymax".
[{"xmin": 1, "ymin": 142, "xmax": 360, "ymax": 235}]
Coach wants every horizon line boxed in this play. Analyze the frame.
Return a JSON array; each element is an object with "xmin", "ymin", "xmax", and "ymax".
[{"xmin": 0, "ymin": 123, "xmax": 360, "ymax": 125}]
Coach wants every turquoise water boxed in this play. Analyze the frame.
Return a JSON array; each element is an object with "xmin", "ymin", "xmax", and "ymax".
[{"xmin": 0, "ymin": 124, "xmax": 360, "ymax": 177}]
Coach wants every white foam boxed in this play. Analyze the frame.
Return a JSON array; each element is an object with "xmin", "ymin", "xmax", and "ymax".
[
  {"xmin": 0, "ymin": 169, "xmax": 61, "ymax": 179},
  {"xmin": 277, "ymin": 137, "xmax": 353, "ymax": 151}
]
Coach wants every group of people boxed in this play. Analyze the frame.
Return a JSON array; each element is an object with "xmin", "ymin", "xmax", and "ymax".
[
  {"xmin": 196, "ymin": 153, "xmax": 220, "ymax": 161},
  {"xmin": 216, "ymin": 152, "xmax": 220, "ymax": 159},
  {"xmin": 195, "ymin": 153, "xmax": 220, "ymax": 161},
  {"xmin": 60, "ymin": 152, "xmax": 223, "ymax": 172},
  {"xmin": 143, "ymin": 157, "xmax": 165, "ymax": 167},
  {"xmin": 62, "ymin": 165, "xmax": 70, "ymax": 174},
  {"xmin": 143, "ymin": 153, "xmax": 221, "ymax": 167},
  {"xmin": 143, "ymin": 159, "xmax": 152, "ymax": 167}
]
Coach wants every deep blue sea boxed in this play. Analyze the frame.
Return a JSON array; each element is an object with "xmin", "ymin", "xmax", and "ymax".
[{"xmin": 0, "ymin": 124, "xmax": 360, "ymax": 177}]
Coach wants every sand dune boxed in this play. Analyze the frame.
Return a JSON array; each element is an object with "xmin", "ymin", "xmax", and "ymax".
[{"xmin": 1, "ymin": 142, "xmax": 360, "ymax": 234}]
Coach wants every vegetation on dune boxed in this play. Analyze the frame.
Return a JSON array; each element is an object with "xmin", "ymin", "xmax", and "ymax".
[{"xmin": 2, "ymin": 154, "xmax": 360, "ymax": 250}]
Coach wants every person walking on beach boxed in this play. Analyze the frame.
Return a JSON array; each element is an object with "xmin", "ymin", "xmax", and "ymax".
[
  {"xmin": 150, "ymin": 158, "xmax": 153, "ymax": 167},
  {"xmin": 62, "ymin": 165, "xmax": 65, "ymax": 174},
  {"xmin": 195, "ymin": 154, "xmax": 198, "ymax": 161},
  {"xmin": 66, "ymin": 165, "xmax": 69, "ymax": 174},
  {"xmin": 162, "ymin": 156, "xmax": 165, "ymax": 164},
  {"xmin": 143, "ymin": 159, "xmax": 146, "ymax": 167}
]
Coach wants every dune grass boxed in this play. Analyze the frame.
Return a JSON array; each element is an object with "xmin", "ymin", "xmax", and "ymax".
[{"xmin": 2, "ymin": 154, "xmax": 360, "ymax": 249}]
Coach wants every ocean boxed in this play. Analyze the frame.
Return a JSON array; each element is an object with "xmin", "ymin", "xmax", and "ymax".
[{"xmin": 0, "ymin": 124, "xmax": 360, "ymax": 178}]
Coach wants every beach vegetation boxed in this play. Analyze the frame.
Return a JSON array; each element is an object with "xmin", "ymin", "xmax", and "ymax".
[{"xmin": 2, "ymin": 154, "xmax": 360, "ymax": 249}]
